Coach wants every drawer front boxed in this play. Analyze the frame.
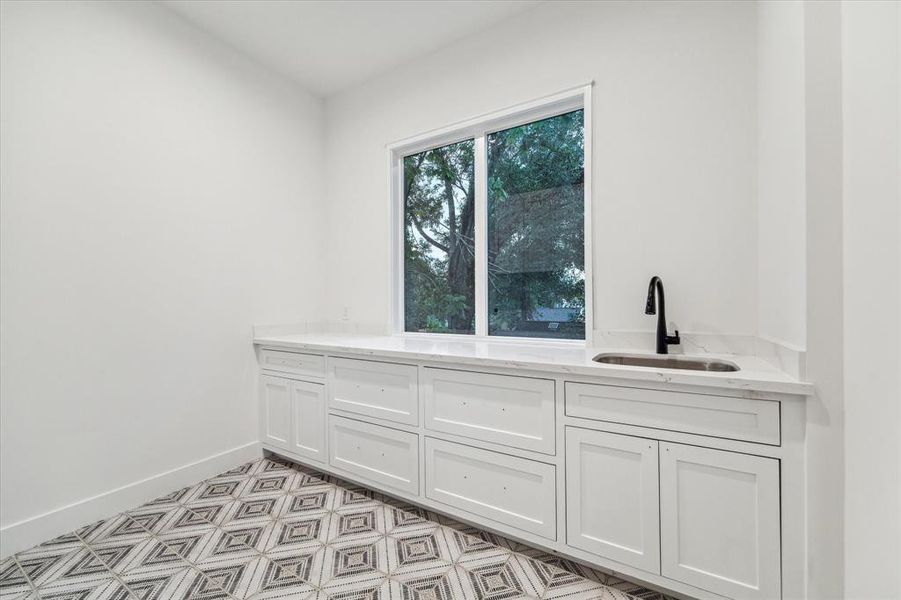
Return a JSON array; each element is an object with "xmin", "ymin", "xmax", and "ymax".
[
  {"xmin": 329, "ymin": 357, "xmax": 419, "ymax": 426},
  {"xmin": 423, "ymin": 368, "xmax": 555, "ymax": 454},
  {"xmin": 565, "ymin": 382, "xmax": 780, "ymax": 445},
  {"xmin": 424, "ymin": 438, "xmax": 556, "ymax": 540},
  {"xmin": 259, "ymin": 348, "xmax": 325, "ymax": 378},
  {"xmin": 329, "ymin": 415, "xmax": 419, "ymax": 495}
]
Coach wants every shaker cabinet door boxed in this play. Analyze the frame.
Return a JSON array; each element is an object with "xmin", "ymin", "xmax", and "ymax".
[
  {"xmin": 291, "ymin": 380, "xmax": 326, "ymax": 463},
  {"xmin": 565, "ymin": 428, "xmax": 660, "ymax": 573},
  {"xmin": 659, "ymin": 442, "xmax": 781, "ymax": 600},
  {"xmin": 260, "ymin": 375, "xmax": 291, "ymax": 450}
]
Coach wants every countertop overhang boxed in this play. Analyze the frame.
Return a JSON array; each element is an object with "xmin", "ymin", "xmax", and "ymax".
[{"xmin": 253, "ymin": 332, "xmax": 814, "ymax": 397}]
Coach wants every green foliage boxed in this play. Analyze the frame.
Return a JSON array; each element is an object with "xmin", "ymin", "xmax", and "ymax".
[
  {"xmin": 487, "ymin": 110, "xmax": 585, "ymax": 338},
  {"xmin": 404, "ymin": 110, "xmax": 584, "ymax": 339},
  {"xmin": 404, "ymin": 140, "xmax": 475, "ymax": 333}
]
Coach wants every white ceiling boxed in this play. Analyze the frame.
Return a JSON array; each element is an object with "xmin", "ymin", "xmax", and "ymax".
[{"xmin": 159, "ymin": 1, "xmax": 541, "ymax": 97}]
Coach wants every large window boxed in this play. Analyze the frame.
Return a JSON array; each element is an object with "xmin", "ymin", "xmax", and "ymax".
[{"xmin": 395, "ymin": 89, "xmax": 589, "ymax": 341}]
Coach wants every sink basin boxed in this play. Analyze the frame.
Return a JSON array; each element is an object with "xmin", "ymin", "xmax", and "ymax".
[{"xmin": 593, "ymin": 353, "xmax": 739, "ymax": 372}]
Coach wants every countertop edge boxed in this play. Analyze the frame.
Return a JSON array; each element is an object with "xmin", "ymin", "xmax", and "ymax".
[{"xmin": 253, "ymin": 335, "xmax": 815, "ymax": 398}]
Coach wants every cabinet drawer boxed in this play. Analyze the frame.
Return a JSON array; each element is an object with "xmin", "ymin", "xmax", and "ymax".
[
  {"xmin": 328, "ymin": 357, "xmax": 418, "ymax": 426},
  {"xmin": 423, "ymin": 368, "xmax": 555, "ymax": 454},
  {"xmin": 328, "ymin": 415, "xmax": 419, "ymax": 495},
  {"xmin": 565, "ymin": 382, "xmax": 780, "ymax": 445},
  {"xmin": 424, "ymin": 438, "xmax": 556, "ymax": 540},
  {"xmin": 259, "ymin": 348, "xmax": 325, "ymax": 378}
]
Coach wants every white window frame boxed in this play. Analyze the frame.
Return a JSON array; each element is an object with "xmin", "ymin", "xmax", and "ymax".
[{"xmin": 387, "ymin": 84, "xmax": 593, "ymax": 345}]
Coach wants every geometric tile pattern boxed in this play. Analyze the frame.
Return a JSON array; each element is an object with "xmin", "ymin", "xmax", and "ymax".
[
  {"xmin": 0, "ymin": 456, "xmax": 673, "ymax": 599},
  {"xmin": 142, "ymin": 539, "xmax": 197, "ymax": 567},
  {"xmin": 336, "ymin": 511, "xmax": 377, "ymax": 539},
  {"xmin": 260, "ymin": 555, "xmax": 314, "ymax": 590},
  {"xmin": 275, "ymin": 520, "xmax": 321, "ymax": 547},
  {"xmin": 287, "ymin": 492, "xmax": 330, "ymax": 515},
  {"xmin": 232, "ymin": 499, "xmax": 277, "ymax": 521},
  {"xmin": 401, "ymin": 573, "xmax": 455, "ymax": 600},
  {"xmin": 465, "ymin": 560, "xmax": 525, "ymax": 600},
  {"xmin": 330, "ymin": 543, "xmax": 379, "ymax": 579},
  {"xmin": 392, "ymin": 534, "xmax": 442, "ymax": 568}
]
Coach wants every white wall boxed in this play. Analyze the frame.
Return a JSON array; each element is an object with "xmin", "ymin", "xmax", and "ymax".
[
  {"xmin": 803, "ymin": 1, "xmax": 846, "ymax": 597},
  {"xmin": 0, "ymin": 0, "xmax": 325, "ymax": 552},
  {"xmin": 324, "ymin": 0, "xmax": 758, "ymax": 340},
  {"xmin": 756, "ymin": 3, "xmax": 901, "ymax": 597},
  {"xmin": 757, "ymin": 0, "xmax": 807, "ymax": 350},
  {"xmin": 841, "ymin": 1, "xmax": 901, "ymax": 597}
]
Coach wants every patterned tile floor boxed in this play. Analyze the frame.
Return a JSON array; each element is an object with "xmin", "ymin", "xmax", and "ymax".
[{"xmin": 0, "ymin": 456, "xmax": 677, "ymax": 600}]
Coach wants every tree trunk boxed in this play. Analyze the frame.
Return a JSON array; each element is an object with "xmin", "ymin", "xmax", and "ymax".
[{"xmin": 446, "ymin": 176, "xmax": 475, "ymax": 332}]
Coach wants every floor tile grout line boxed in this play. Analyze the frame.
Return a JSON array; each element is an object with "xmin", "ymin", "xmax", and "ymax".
[
  {"xmin": 385, "ymin": 561, "xmax": 456, "ymax": 589},
  {"xmin": 72, "ymin": 527, "xmax": 143, "ymax": 600},
  {"xmin": 10, "ymin": 554, "xmax": 39, "ymax": 596},
  {"xmin": 124, "ymin": 476, "xmax": 342, "ymax": 599},
  {"xmin": 118, "ymin": 512, "xmax": 212, "ymax": 575},
  {"xmin": 85, "ymin": 516, "xmax": 252, "ymax": 599},
  {"xmin": 176, "ymin": 478, "xmax": 364, "ymax": 564},
  {"xmin": 116, "ymin": 511, "xmax": 242, "ymax": 600}
]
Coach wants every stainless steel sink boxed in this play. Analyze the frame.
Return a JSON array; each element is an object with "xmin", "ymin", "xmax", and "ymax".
[{"xmin": 593, "ymin": 353, "xmax": 740, "ymax": 372}]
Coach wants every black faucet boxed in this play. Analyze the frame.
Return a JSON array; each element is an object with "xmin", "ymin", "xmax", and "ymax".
[{"xmin": 645, "ymin": 276, "xmax": 680, "ymax": 354}]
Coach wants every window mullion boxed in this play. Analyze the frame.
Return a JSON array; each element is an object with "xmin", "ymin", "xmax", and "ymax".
[{"xmin": 474, "ymin": 134, "xmax": 488, "ymax": 337}]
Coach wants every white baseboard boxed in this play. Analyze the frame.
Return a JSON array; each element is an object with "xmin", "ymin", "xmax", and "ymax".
[{"xmin": 0, "ymin": 441, "xmax": 262, "ymax": 559}]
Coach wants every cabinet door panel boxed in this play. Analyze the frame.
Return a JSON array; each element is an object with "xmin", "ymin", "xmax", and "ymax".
[
  {"xmin": 565, "ymin": 428, "xmax": 660, "ymax": 573},
  {"xmin": 260, "ymin": 375, "xmax": 291, "ymax": 450},
  {"xmin": 660, "ymin": 443, "xmax": 780, "ymax": 600},
  {"xmin": 291, "ymin": 380, "xmax": 326, "ymax": 463}
]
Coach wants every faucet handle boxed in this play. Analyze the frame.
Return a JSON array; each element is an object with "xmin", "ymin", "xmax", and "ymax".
[{"xmin": 666, "ymin": 330, "xmax": 681, "ymax": 346}]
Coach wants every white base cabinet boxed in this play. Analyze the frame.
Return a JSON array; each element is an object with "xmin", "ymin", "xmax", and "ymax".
[
  {"xmin": 257, "ymin": 346, "xmax": 806, "ymax": 600},
  {"xmin": 260, "ymin": 374, "xmax": 326, "ymax": 461},
  {"xmin": 566, "ymin": 428, "xmax": 660, "ymax": 573},
  {"xmin": 565, "ymin": 431, "xmax": 782, "ymax": 599},
  {"xmin": 659, "ymin": 443, "xmax": 781, "ymax": 600}
]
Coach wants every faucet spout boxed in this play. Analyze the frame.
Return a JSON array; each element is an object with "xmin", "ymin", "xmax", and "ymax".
[{"xmin": 645, "ymin": 276, "xmax": 680, "ymax": 354}]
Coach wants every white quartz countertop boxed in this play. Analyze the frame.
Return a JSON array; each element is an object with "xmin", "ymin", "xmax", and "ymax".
[{"xmin": 253, "ymin": 332, "xmax": 813, "ymax": 397}]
